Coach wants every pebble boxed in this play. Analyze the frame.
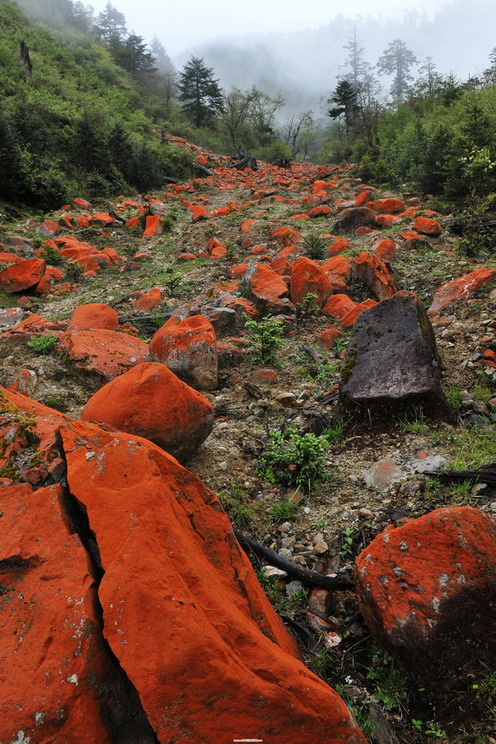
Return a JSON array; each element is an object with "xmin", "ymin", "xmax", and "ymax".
[
  {"xmin": 358, "ymin": 507, "xmax": 373, "ymax": 520},
  {"xmin": 278, "ymin": 548, "xmax": 293, "ymax": 561},
  {"xmin": 262, "ymin": 566, "xmax": 288, "ymax": 579},
  {"xmin": 312, "ymin": 533, "xmax": 328, "ymax": 554},
  {"xmin": 285, "ymin": 580, "xmax": 303, "ymax": 596},
  {"xmin": 490, "ymin": 502, "xmax": 496, "ymax": 512},
  {"xmin": 281, "ymin": 536, "xmax": 296, "ymax": 550}
]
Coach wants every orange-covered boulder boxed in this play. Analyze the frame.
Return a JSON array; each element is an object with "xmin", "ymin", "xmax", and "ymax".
[
  {"xmin": 58, "ymin": 328, "xmax": 149, "ymax": 380},
  {"xmin": 322, "ymin": 293, "xmax": 356, "ymax": 320},
  {"xmin": 369, "ymin": 198, "xmax": 405, "ymax": 213},
  {"xmin": 372, "ymin": 238, "xmax": 397, "ymax": 260},
  {"xmin": 290, "ymin": 257, "xmax": 332, "ymax": 307},
  {"xmin": 352, "ymin": 251, "xmax": 398, "ymax": 300},
  {"xmin": 133, "ymin": 288, "xmax": 162, "ymax": 311},
  {"xmin": 413, "ymin": 215, "xmax": 442, "ymax": 236},
  {"xmin": 0, "ymin": 386, "xmax": 71, "ymax": 483},
  {"xmin": 429, "ymin": 269, "xmax": 496, "ymax": 314},
  {"xmin": 150, "ymin": 314, "xmax": 218, "ymax": 390},
  {"xmin": 68, "ymin": 303, "xmax": 119, "ymax": 331},
  {"xmin": 355, "ymin": 507, "xmax": 496, "ymax": 685},
  {"xmin": 240, "ymin": 261, "xmax": 289, "ymax": 308},
  {"xmin": 143, "ymin": 214, "xmax": 162, "ymax": 237},
  {"xmin": 60, "ymin": 419, "xmax": 367, "ymax": 744},
  {"xmin": 0, "ymin": 258, "xmax": 46, "ymax": 293},
  {"xmin": 341, "ymin": 299, "xmax": 378, "ymax": 328},
  {"xmin": 82, "ymin": 362, "xmax": 214, "ymax": 462},
  {"xmin": 322, "ymin": 255, "xmax": 352, "ymax": 280},
  {"xmin": 319, "ymin": 326, "xmax": 342, "ymax": 349}
]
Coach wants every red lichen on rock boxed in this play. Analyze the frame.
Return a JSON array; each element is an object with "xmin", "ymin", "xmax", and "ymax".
[
  {"xmin": 429, "ymin": 269, "xmax": 496, "ymax": 313},
  {"xmin": 82, "ymin": 361, "xmax": 214, "ymax": 462},
  {"xmin": 355, "ymin": 506, "xmax": 496, "ymax": 684},
  {"xmin": 150, "ymin": 314, "xmax": 218, "ymax": 390}
]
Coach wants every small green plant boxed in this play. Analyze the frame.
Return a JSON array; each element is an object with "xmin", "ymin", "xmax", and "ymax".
[
  {"xmin": 424, "ymin": 722, "xmax": 447, "ymax": 739},
  {"xmin": 269, "ymin": 500, "xmax": 299, "ymax": 522},
  {"xmin": 366, "ymin": 645, "xmax": 408, "ymax": 714},
  {"xmin": 311, "ymin": 517, "xmax": 328, "ymax": 530},
  {"xmin": 218, "ymin": 484, "xmax": 254, "ymax": 528},
  {"xmin": 339, "ymin": 527, "xmax": 355, "ymax": 559},
  {"xmin": 296, "ymin": 292, "xmax": 320, "ymax": 323},
  {"xmin": 449, "ymin": 480, "xmax": 473, "ymax": 504},
  {"xmin": 65, "ymin": 261, "xmax": 84, "ymax": 281},
  {"xmin": 163, "ymin": 271, "xmax": 183, "ymax": 297},
  {"xmin": 446, "ymin": 387, "xmax": 462, "ymax": 409},
  {"xmin": 315, "ymin": 364, "xmax": 339, "ymax": 383},
  {"xmin": 303, "ymin": 232, "xmax": 327, "ymax": 260},
  {"xmin": 473, "ymin": 385, "xmax": 492, "ymax": 402},
  {"xmin": 258, "ymin": 424, "xmax": 330, "ymax": 493},
  {"xmin": 40, "ymin": 244, "xmax": 63, "ymax": 266},
  {"xmin": 333, "ymin": 337, "xmax": 346, "ymax": 353},
  {"xmin": 27, "ymin": 334, "xmax": 58, "ymax": 355},
  {"xmin": 245, "ymin": 316, "xmax": 285, "ymax": 364},
  {"xmin": 399, "ymin": 407, "xmax": 428, "ymax": 435}
]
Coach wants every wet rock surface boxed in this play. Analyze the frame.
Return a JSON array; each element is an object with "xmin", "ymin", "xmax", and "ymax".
[{"xmin": 339, "ymin": 291, "xmax": 453, "ymax": 422}]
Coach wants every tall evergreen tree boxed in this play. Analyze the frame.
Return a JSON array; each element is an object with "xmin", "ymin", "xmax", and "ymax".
[
  {"xmin": 178, "ymin": 57, "xmax": 224, "ymax": 127},
  {"xmin": 327, "ymin": 80, "xmax": 358, "ymax": 131},
  {"xmin": 95, "ymin": 2, "xmax": 126, "ymax": 43},
  {"xmin": 377, "ymin": 39, "xmax": 418, "ymax": 102}
]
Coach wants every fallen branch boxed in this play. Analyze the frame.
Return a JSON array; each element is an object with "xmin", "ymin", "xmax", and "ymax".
[
  {"xmin": 234, "ymin": 529, "xmax": 354, "ymax": 590},
  {"xmin": 193, "ymin": 163, "xmax": 215, "ymax": 177},
  {"xmin": 425, "ymin": 463, "xmax": 496, "ymax": 487}
]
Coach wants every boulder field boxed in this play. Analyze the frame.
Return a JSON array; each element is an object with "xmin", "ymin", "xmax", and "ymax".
[{"xmin": 1, "ymin": 135, "xmax": 496, "ymax": 742}]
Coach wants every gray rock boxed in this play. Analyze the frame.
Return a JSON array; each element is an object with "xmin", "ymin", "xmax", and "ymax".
[
  {"xmin": 339, "ymin": 291, "xmax": 453, "ymax": 423},
  {"xmin": 363, "ymin": 458, "xmax": 406, "ymax": 491},
  {"xmin": 333, "ymin": 207, "xmax": 377, "ymax": 233},
  {"xmin": 408, "ymin": 452, "xmax": 449, "ymax": 474},
  {"xmin": 285, "ymin": 580, "xmax": 304, "ymax": 596}
]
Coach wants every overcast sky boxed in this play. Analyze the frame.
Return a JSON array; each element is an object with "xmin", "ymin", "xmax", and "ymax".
[{"xmin": 89, "ymin": 0, "xmax": 453, "ymax": 55}]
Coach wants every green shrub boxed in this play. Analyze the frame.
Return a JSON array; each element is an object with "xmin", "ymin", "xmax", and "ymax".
[
  {"xmin": 245, "ymin": 316, "xmax": 285, "ymax": 364},
  {"xmin": 257, "ymin": 425, "xmax": 330, "ymax": 493},
  {"xmin": 27, "ymin": 334, "xmax": 58, "ymax": 354}
]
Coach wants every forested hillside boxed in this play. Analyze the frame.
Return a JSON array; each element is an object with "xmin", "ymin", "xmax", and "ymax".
[{"xmin": 0, "ymin": 0, "xmax": 192, "ymax": 208}]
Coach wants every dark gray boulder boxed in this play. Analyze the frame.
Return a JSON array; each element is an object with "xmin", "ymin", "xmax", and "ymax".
[
  {"xmin": 339, "ymin": 291, "xmax": 453, "ymax": 422},
  {"xmin": 333, "ymin": 207, "xmax": 377, "ymax": 233}
]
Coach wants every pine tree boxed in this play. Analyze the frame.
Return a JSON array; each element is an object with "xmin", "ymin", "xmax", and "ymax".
[
  {"xmin": 95, "ymin": 2, "xmax": 127, "ymax": 43},
  {"xmin": 341, "ymin": 26, "xmax": 371, "ymax": 88},
  {"xmin": 178, "ymin": 57, "xmax": 224, "ymax": 127},
  {"xmin": 111, "ymin": 33, "xmax": 156, "ymax": 75},
  {"xmin": 377, "ymin": 39, "xmax": 418, "ymax": 102},
  {"xmin": 327, "ymin": 80, "xmax": 358, "ymax": 131}
]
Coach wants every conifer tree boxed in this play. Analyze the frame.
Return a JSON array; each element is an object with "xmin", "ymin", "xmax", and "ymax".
[
  {"xmin": 178, "ymin": 57, "xmax": 224, "ymax": 127},
  {"xmin": 377, "ymin": 39, "xmax": 418, "ymax": 102}
]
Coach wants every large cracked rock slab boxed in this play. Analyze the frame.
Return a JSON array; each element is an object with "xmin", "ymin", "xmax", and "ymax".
[
  {"xmin": 61, "ymin": 420, "xmax": 366, "ymax": 744},
  {"xmin": 339, "ymin": 291, "xmax": 452, "ymax": 422},
  {"xmin": 0, "ymin": 483, "xmax": 155, "ymax": 743}
]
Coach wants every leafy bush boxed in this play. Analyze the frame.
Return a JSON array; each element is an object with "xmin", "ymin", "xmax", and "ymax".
[
  {"xmin": 27, "ymin": 334, "xmax": 58, "ymax": 354},
  {"xmin": 245, "ymin": 316, "xmax": 285, "ymax": 364},
  {"xmin": 257, "ymin": 425, "xmax": 330, "ymax": 493}
]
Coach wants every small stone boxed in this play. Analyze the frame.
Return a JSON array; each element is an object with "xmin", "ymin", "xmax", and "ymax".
[
  {"xmin": 363, "ymin": 458, "xmax": 405, "ymax": 491},
  {"xmin": 285, "ymin": 580, "xmax": 303, "ymax": 596},
  {"xmin": 408, "ymin": 452, "xmax": 448, "ymax": 474},
  {"xmin": 218, "ymin": 461, "xmax": 228, "ymax": 471},
  {"xmin": 275, "ymin": 392, "xmax": 297, "ymax": 407},
  {"xmin": 278, "ymin": 548, "xmax": 293, "ymax": 561},
  {"xmin": 281, "ymin": 521, "xmax": 293, "ymax": 532},
  {"xmin": 262, "ymin": 566, "xmax": 288, "ymax": 579},
  {"xmin": 313, "ymin": 533, "xmax": 329, "ymax": 554},
  {"xmin": 358, "ymin": 507, "xmax": 373, "ymax": 520},
  {"xmin": 281, "ymin": 536, "xmax": 296, "ymax": 550},
  {"xmin": 324, "ymin": 632, "xmax": 342, "ymax": 648}
]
